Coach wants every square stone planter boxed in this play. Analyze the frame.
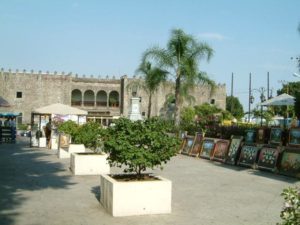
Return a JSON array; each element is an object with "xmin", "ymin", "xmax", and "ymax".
[
  {"xmin": 70, "ymin": 153, "xmax": 110, "ymax": 175},
  {"xmin": 39, "ymin": 137, "xmax": 47, "ymax": 148},
  {"xmin": 58, "ymin": 144, "xmax": 86, "ymax": 159},
  {"xmin": 100, "ymin": 174, "xmax": 172, "ymax": 217}
]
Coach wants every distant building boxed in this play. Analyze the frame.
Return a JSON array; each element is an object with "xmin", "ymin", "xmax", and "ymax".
[{"xmin": 0, "ymin": 68, "xmax": 226, "ymax": 125}]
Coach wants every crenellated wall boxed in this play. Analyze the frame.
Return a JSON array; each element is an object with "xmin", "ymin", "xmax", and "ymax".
[
  {"xmin": 0, "ymin": 68, "xmax": 226, "ymax": 124},
  {"xmin": 0, "ymin": 68, "xmax": 72, "ymax": 123}
]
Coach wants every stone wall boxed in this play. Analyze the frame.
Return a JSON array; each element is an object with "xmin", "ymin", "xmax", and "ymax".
[
  {"xmin": 0, "ymin": 68, "xmax": 226, "ymax": 124},
  {"xmin": 0, "ymin": 69, "xmax": 72, "ymax": 123},
  {"xmin": 125, "ymin": 78, "xmax": 226, "ymax": 118}
]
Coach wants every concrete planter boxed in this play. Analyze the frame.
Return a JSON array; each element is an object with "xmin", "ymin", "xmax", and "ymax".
[
  {"xmin": 58, "ymin": 144, "xmax": 86, "ymax": 159},
  {"xmin": 39, "ymin": 137, "xmax": 47, "ymax": 148},
  {"xmin": 70, "ymin": 153, "xmax": 110, "ymax": 175},
  {"xmin": 100, "ymin": 174, "xmax": 172, "ymax": 217}
]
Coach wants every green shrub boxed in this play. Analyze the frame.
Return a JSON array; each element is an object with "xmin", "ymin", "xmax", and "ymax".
[
  {"xmin": 57, "ymin": 120, "xmax": 80, "ymax": 143},
  {"xmin": 278, "ymin": 186, "xmax": 300, "ymax": 225},
  {"xmin": 17, "ymin": 123, "xmax": 28, "ymax": 130},
  {"xmin": 104, "ymin": 117, "xmax": 180, "ymax": 178},
  {"xmin": 76, "ymin": 121, "xmax": 106, "ymax": 152}
]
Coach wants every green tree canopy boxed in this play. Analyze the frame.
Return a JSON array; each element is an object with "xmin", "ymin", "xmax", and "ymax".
[
  {"xmin": 104, "ymin": 117, "xmax": 180, "ymax": 178},
  {"xmin": 226, "ymin": 96, "xmax": 244, "ymax": 120},
  {"xmin": 277, "ymin": 82, "xmax": 300, "ymax": 118}
]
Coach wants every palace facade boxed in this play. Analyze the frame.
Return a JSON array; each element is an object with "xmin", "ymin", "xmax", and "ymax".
[{"xmin": 0, "ymin": 69, "xmax": 226, "ymax": 125}]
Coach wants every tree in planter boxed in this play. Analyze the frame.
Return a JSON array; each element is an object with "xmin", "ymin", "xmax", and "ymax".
[
  {"xmin": 57, "ymin": 120, "xmax": 80, "ymax": 143},
  {"xmin": 104, "ymin": 117, "xmax": 180, "ymax": 179},
  {"xmin": 75, "ymin": 121, "xmax": 106, "ymax": 152}
]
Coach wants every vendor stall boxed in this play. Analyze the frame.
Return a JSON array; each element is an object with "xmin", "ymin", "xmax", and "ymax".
[
  {"xmin": 0, "ymin": 112, "xmax": 20, "ymax": 144},
  {"xmin": 31, "ymin": 103, "xmax": 87, "ymax": 148}
]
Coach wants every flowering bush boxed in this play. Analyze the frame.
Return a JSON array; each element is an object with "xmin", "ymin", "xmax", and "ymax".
[
  {"xmin": 104, "ymin": 117, "xmax": 180, "ymax": 178},
  {"xmin": 278, "ymin": 186, "xmax": 300, "ymax": 225}
]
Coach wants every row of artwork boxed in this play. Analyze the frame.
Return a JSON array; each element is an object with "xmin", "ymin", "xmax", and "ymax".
[
  {"xmin": 179, "ymin": 130, "xmax": 300, "ymax": 178},
  {"xmin": 244, "ymin": 127, "xmax": 300, "ymax": 146}
]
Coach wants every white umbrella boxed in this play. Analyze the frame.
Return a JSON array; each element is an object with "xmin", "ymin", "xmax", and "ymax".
[
  {"xmin": 260, "ymin": 93, "xmax": 295, "ymax": 106},
  {"xmin": 33, "ymin": 103, "xmax": 88, "ymax": 115}
]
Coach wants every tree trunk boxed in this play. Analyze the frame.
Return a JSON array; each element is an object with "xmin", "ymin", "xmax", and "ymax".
[
  {"xmin": 174, "ymin": 76, "xmax": 181, "ymax": 126},
  {"xmin": 147, "ymin": 93, "xmax": 152, "ymax": 118}
]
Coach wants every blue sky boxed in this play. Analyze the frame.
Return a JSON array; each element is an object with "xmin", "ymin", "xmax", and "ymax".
[{"xmin": 1, "ymin": 0, "xmax": 300, "ymax": 111}]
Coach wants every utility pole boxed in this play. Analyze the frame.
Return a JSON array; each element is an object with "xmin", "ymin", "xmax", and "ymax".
[
  {"xmin": 231, "ymin": 72, "xmax": 234, "ymax": 113},
  {"xmin": 248, "ymin": 73, "xmax": 252, "ymax": 123},
  {"xmin": 267, "ymin": 72, "xmax": 270, "ymax": 99}
]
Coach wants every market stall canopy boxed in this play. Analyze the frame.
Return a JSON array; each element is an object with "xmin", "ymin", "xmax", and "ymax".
[
  {"xmin": 32, "ymin": 103, "xmax": 88, "ymax": 115},
  {"xmin": 0, "ymin": 96, "xmax": 11, "ymax": 107},
  {"xmin": 0, "ymin": 112, "xmax": 20, "ymax": 117},
  {"xmin": 260, "ymin": 93, "xmax": 295, "ymax": 106}
]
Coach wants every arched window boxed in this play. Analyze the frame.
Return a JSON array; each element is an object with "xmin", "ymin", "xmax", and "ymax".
[
  {"xmin": 96, "ymin": 90, "xmax": 107, "ymax": 107},
  {"xmin": 109, "ymin": 91, "xmax": 119, "ymax": 107},
  {"xmin": 83, "ymin": 90, "xmax": 95, "ymax": 106},
  {"xmin": 71, "ymin": 89, "xmax": 82, "ymax": 106}
]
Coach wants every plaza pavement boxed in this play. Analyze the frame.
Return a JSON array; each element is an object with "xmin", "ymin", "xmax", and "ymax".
[{"xmin": 0, "ymin": 137, "xmax": 299, "ymax": 225}]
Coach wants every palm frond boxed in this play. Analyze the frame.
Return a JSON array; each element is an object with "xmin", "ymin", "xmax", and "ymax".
[
  {"xmin": 197, "ymin": 72, "xmax": 216, "ymax": 95},
  {"xmin": 142, "ymin": 46, "xmax": 173, "ymax": 70},
  {"xmin": 126, "ymin": 79, "xmax": 148, "ymax": 95}
]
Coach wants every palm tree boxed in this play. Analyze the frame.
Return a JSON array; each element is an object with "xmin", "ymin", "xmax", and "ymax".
[
  {"xmin": 127, "ymin": 61, "xmax": 168, "ymax": 118},
  {"xmin": 298, "ymin": 23, "xmax": 300, "ymax": 71},
  {"xmin": 142, "ymin": 29, "xmax": 215, "ymax": 125}
]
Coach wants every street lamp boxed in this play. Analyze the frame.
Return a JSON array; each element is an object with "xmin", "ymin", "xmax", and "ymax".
[
  {"xmin": 259, "ymin": 90, "xmax": 266, "ymax": 127},
  {"xmin": 252, "ymin": 87, "xmax": 266, "ymax": 127}
]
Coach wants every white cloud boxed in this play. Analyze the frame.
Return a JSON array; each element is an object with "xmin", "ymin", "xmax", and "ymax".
[{"xmin": 198, "ymin": 32, "xmax": 228, "ymax": 41}]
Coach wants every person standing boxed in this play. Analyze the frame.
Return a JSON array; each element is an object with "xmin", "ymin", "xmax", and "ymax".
[{"xmin": 45, "ymin": 121, "xmax": 52, "ymax": 148}]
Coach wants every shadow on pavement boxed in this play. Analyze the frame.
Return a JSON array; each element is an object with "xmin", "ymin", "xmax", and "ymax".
[
  {"xmin": 248, "ymin": 169, "xmax": 299, "ymax": 184},
  {"xmin": 91, "ymin": 186, "xmax": 101, "ymax": 203},
  {"xmin": 209, "ymin": 158, "xmax": 298, "ymax": 184},
  {"xmin": 0, "ymin": 137, "xmax": 75, "ymax": 225}
]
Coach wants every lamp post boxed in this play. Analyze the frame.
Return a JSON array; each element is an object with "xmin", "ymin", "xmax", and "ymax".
[
  {"xmin": 259, "ymin": 88, "xmax": 266, "ymax": 127},
  {"xmin": 252, "ymin": 87, "xmax": 266, "ymax": 126},
  {"xmin": 248, "ymin": 73, "xmax": 252, "ymax": 122}
]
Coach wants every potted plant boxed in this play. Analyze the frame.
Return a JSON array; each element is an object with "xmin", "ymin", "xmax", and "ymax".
[
  {"xmin": 57, "ymin": 120, "xmax": 85, "ymax": 158},
  {"xmin": 70, "ymin": 121, "xmax": 110, "ymax": 175},
  {"xmin": 100, "ymin": 117, "xmax": 180, "ymax": 216}
]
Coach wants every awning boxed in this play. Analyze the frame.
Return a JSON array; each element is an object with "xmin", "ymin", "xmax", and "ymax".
[
  {"xmin": 32, "ymin": 103, "xmax": 88, "ymax": 115},
  {"xmin": 0, "ymin": 112, "xmax": 20, "ymax": 117},
  {"xmin": 260, "ymin": 93, "xmax": 295, "ymax": 106}
]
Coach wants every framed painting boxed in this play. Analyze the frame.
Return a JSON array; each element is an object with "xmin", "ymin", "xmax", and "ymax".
[
  {"xmin": 189, "ymin": 132, "xmax": 203, "ymax": 157},
  {"xmin": 181, "ymin": 135, "xmax": 195, "ymax": 155},
  {"xmin": 288, "ymin": 128, "xmax": 300, "ymax": 147},
  {"xmin": 257, "ymin": 147, "xmax": 280, "ymax": 172},
  {"xmin": 211, "ymin": 139, "xmax": 230, "ymax": 163},
  {"xmin": 178, "ymin": 138, "xmax": 186, "ymax": 153},
  {"xmin": 238, "ymin": 145, "xmax": 261, "ymax": 168},
  {"xmin": 269, "ymin": 127, "xmax": 283, "ymax": 145},
  {"xmin": 244, "ymin": 129, "xmax": 256, "ymax": 145},
  {"xmin": 59, "ymin": 134, "xmax": 71, "ymax": 148},
  {"xmin": 179, "ymin": 130, "xmax": 187, "ymax": 140},
  {"xmin": 199, "ymin": 138, "xmax": 216, "ymax": 160},
  {"xmin": 226, "ymin": 136, "xmax": 243, "ymax": 165},
  {"xmin": 256, "ymin": 128, "xmax": 265, "ymax": 144},
  {"xmin": 279, "ymin": 147, "xmax": 300, "ymax": 178}
]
